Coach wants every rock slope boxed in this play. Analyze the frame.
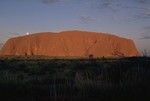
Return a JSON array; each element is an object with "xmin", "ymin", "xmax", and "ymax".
[{"xmin": 0, "ymin": 30, "xmax": 140, "ymax": 57}]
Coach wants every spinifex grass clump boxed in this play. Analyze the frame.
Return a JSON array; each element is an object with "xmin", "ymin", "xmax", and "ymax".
[{"xmin": 0, "ymin": 57, "xmax": 150, "ymax": 101}]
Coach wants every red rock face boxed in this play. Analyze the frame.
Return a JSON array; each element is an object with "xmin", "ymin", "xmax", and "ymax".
[{"xmin": 0, "ymin": 30, "xmax": 140, "ymax": 57}]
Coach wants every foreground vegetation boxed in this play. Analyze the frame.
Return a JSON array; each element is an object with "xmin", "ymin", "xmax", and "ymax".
[{"xmin": 0, "ymin": 56, "xmax": 150, "ymax": 101}]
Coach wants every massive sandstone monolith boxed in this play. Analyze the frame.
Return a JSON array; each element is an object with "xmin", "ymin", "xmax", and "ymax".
[{"xmin": 0, "ymin": 30, "xmax": 140, "ymax": 57}]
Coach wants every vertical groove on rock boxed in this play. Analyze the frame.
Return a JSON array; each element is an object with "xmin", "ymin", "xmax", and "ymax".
[
  {"xmin": 86, "ymin": 38, "xmax": 97, "ymax": 57},
  {"xmin": 62, "ymin": 38, "xmax": 69, "ymax": 56}
]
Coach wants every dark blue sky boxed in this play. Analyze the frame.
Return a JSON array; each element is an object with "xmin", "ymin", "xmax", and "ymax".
[{"xmin": 0, "ymin": 0, "xmax": 150, "ymax": 53}]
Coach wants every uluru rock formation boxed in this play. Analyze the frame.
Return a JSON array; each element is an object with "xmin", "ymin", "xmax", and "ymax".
[{"xmin": 0, "ymin": 30, "xmax": 140, "ymax": 57}]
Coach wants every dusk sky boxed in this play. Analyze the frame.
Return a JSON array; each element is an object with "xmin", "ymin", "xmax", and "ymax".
[{"xmin": 0, "ymin": 0, "xmax": 150, "ymax": 54}]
